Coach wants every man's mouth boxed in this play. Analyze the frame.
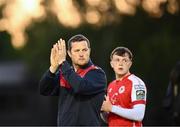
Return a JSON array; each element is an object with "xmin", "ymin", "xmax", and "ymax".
[
  {"xmin": 118, "ymin": 67, "xmax": 123, "ymax": 70},
  {"xmin": 79, "ymin": 58, "xmax": 85, "ymax": 61}
]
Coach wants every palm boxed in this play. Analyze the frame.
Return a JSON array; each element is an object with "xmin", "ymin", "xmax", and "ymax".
[
  {"xmin": 50, "ymin": 39, "xmax": 66, "ymax": 68},
  {"xmin": 50, "ymin": 48, "xmax": 60, "ymax": 67}
]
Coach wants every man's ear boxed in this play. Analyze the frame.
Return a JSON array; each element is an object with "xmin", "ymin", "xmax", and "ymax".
[
  {"xmin": 129, "ymin": 61, "xmax": 132, "ymax": 68},
  {"xmin": 110, "ymin": 61, "xmax": 114, "ymax": 68},
  {"xmin": 68, "ymin": 50, "xmax": 71, "ymax": 58}
]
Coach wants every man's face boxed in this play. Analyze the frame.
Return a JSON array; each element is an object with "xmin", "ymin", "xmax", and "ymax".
[
  {"xmin": 68, "ymin": 41, "xmax": 90, "ymax": 66},
  {"xmin": 110, "ymin": 53, "xmax": 132, "ymax": 77}
]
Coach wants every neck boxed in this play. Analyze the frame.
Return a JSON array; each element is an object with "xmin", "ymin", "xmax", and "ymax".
[
  {"xmin": 73, "ymin": 64, "xmax": 79, "ymax": 72},
  {"xmin": 116, "ymin": 72, "xmax": 130, "ymax": 81},
  {"xmin": 73, "ymin": 61, "xmax": 91, "ymax": 72}
]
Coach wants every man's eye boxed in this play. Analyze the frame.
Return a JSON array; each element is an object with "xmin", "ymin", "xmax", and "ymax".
[
  {"xmin": 114, "ymin": 59, "xmax": 119, "ymax": 62},
  {"xmin": 123, "ymin": 59, "xmax": 127, "ymax": 62},
  {"xmin": 83, "ymin": 49, "xmax": 88, "ymax": 52},
  {"xmin": 74, "ymin": 50, "xmax": 79, "ymax": 52}
]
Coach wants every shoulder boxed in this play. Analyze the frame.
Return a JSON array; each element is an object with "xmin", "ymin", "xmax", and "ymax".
[
  {"xmin": 84, "ymin": 65, "xmax": 107, "ymax": 80},
  {"xmin": 107, "ymin": 80, "xmax": 116, "ymax": 88},
  {"xmin": 109, "ymin": 80, "xmax": 116, "ymax": 85},
  {"xmin": 127, "ymin": 74, "xmax": 146, "ymax": 91},
  {"xmin": 88, "ymin": 65, "xmax": 106, "ymax": 75},
  {"xmin": 93, "ymin": 65, "xmax": 104, "ymax": 71},
  {"xmin": 128, "ymin": 74, "xmax": 145, "ymax": 85}
]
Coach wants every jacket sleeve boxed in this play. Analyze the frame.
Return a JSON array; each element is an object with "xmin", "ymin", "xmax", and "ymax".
[
  {"xmin": 39, "ymin": 69, "xmax": 60, "ymax": 96},
  {"xmin": 61, "ymin": 61, "xmax": 107, "ymax": 95}
]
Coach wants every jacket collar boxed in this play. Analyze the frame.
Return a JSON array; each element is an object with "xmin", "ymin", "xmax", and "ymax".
[{"xmin": 77, "ymin": 59, "xmax": 93, "ymax": 69}]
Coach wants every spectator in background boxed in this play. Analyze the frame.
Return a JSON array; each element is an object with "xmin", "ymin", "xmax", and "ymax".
[{"xmin": 163, "ymin": 61, "xmax": 180, "ymax": 125}]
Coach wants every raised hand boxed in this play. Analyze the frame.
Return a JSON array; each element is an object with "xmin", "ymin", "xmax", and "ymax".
[
  {"xmin": 49, "ymin": 38, "xmax": 67, "ymax": 73},
  {"xmin": 57, "ymin": 38, "xmax": 66, "ymax": 65}
]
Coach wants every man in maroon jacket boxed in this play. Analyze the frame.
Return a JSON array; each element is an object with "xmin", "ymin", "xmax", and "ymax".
[{"xmin": 39, "ymin": 34, "xmax": 107, "ymax": 126}]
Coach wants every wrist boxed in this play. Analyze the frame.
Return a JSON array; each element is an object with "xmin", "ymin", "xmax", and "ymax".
[
  {"xmin": 59, "ymin": 59, "xmax": 66, "ymax": 65},
  {"xmin": 49, "ymin": 65, "xmax": 58, "ymax": 73},
  {"xmin": 109, "ymin": 104, "xmax": 113, "ymax": 112},
  {"xmin": 111, "ymin": 105, "xmax": 120, "ymax": 113}
]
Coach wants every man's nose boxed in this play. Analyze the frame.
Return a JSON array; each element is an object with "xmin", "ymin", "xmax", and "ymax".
[
  {"xmin": 79, "ymin": 51, "xmax": 84, "ymax": 57},
  {"xmin": 118, "ymin": 62, "xmax": 123, "ymax": 66},
  {"xmin": 118, "ymin": 60, "xmax": 123, "ymax": 65}
]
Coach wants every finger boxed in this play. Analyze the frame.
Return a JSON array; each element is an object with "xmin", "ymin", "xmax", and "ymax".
[
  {"xmin": 52, "ymin": 44, "xmax": 56, "ymax": 54},
  {"xmin": 59, "ymin": 39, "xmax": 64, "ymax": 56},
  {"xmin": 61, "ymin": 39, "xmax": 64, "ymax": 55},
  {"xmin": 62, "ymin": 39, "xmax": 66, "ymax": 55},
  {"xmin": 59, "ymin": 39, "xmax": 64, "ymax": 54},
  {"xmin": 50, "ymin": 48, "xmax": 53, "ymax": 57},
  {"xmin": 101, "ymin": 105, "xmax": 103, "ymax": 109},
  {"xmin": 56, "ymin": 43, "xmax": 59, "ymax": 51},
  {"xmin": 53, "ymin": 43, "xmax": 58, "ymax": 56},
  {"xmin": 50, "ymin": 47, "xmax": 55, "ymax": 60},
  {"xmin": 101, "ymin": 105, "xmax": 103, "ymax": 111},
  {"xmin": 53, "ymin": 43, "xmax": 56, "ymax": 48},
  {"xmin": 51, "ymin": 47, "xmax": 55, "ymax": 54},
  {"xmin": 58, "ymin": 39, "xmax": 62, "ymax": 50},
  {"xmin": 106, "ymin": 96, "xmax": 109, "ymax": 101},
  {"xmin": 60, "ymin": 38, "xmax": 63, "ymax": 50},
  {"xmin": 104, "ymin": 95, "xmax": 107, "ymax": 99}
]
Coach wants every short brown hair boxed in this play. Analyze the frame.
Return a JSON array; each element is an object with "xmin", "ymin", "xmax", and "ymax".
[
  {"xmin": 67, "ymin": 34, "xmax": 90, "ymax": 51},
  {"xmin": 110, "ymin": 47, "xmax": 133, "ymax": 61}
]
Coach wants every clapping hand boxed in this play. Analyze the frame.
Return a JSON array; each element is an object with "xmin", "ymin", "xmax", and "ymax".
[{"xmin": 49, "ymin": 38, "xmax": 66, "ymax": 73}]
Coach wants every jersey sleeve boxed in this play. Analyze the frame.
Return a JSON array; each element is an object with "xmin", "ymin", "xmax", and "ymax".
[{"xmin": 130, "ymin": 76, "xmax": 147, "ymax": 105}]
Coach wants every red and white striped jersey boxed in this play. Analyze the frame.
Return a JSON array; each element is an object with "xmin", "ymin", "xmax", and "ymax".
[{"xmin": 107, "ymin": 74, "xmax": 147, "ymax": 127}]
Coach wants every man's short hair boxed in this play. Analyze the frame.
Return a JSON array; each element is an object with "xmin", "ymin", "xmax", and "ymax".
[
  {"xmin": 110, "ymin": 46, "xmax": 133, "ymax": 61},
  {"xmin": 67, "ymin": 34, "xmax": 90, "ymax": 51}
]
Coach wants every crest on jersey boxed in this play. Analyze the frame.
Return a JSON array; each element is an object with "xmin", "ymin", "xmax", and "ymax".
[
  {"xmin": 136, "ymin": 90, "xmax": 145, "ymax": 100},
  {"xmin": 118, "ymin": 86, "xmax": 125, "ymax": 94}
]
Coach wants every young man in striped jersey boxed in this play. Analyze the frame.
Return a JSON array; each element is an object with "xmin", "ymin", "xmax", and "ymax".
[{"xmin": 101, "ymin": 47, "xmax": 147, "ymax": 127}]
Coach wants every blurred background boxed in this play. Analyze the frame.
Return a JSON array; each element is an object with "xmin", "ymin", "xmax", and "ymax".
[{"xmin": 0, "ymin": 0, "xmax": 180, "ymax": 126}]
